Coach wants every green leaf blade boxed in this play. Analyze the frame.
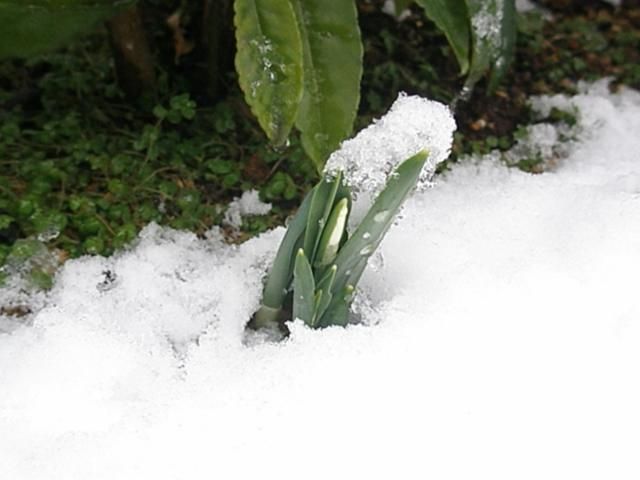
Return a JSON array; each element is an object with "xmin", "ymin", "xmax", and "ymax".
[
  {"xmin": 314, "ymin": 197, "xmax": 349, "ymax": 269},
  {"xmin": 259, "ymin": 188, "xmax": 313, "ymax": 313},
  {"xmin": 303, "ymin": 172, "xmax": 342, "ymax": 265},
  {"xmin": 290, "ymin": 0, "xmax": 363, "ymax": 170},
  {"xmin": 414, "ymin": 0, "xmax": 471, "ymax": 74},
  {"xmin": 313, "ymin": 288, "xmax": 332, "ymax": 326},
  {"xmin": 293, "ymin": 249, "xmax": 316, "ymax": 326},
  {"xmin": 489, "ymin": 0, "xmax": 516, "ymax": 91},
  {"xmin": 0, "ymin": 0, "xmax": 135, "ymax": 59},
  {"xmin": 234, "ymin": 0, "xmax": 304, "ymax": 146},
  {"xmin": 318, "ymin": 285, "xmax": 353, "ymax": 328},
  {"xmin": 464, "ymin": 0, "xmax": 516, "ymax": 91},
  {"xmin": 332, "ymin": 150, "xmax": 428, "ymax": 295}
]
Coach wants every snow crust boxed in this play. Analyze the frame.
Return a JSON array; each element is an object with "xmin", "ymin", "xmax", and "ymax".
[{"xmin": 2, "ymin": 83, "xmax": 640, "ymax": 479}]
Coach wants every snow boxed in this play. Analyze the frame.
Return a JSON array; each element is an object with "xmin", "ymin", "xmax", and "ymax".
[
  {"xmin": 325, "ymin": 93, "xmax": 455, "ymax": 223},
  {"xmin": 471, "ymin": 0, "xmax": 505, "ymax": 52},
  {"xmin": 223, "ymin": 189, "xmax": 272, "ymax": 229},
  {"xmin": 515, "ymin": 0, "xmax": 538, "ymax": 12},
  {"xmin": 2, "ymin": 82, "xmax": 640, "ymax": 479}
]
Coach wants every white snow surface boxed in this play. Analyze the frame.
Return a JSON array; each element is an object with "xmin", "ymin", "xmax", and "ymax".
[
  {"xmin": 2, "ymin": 83, "xmax": 640, "ymax": 479},
  {"xmin": 223, "ymin": 189, "xmax": 272, "ymax": 228}
]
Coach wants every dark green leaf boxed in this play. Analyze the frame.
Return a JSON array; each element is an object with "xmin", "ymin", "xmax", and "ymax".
[
  {"xmin": 414, "ymin": 0, "xmax": 471, "ymax": 74},
  {"xmin": 290, "ymin": 0, "xmax": 363, "ymax": 170},
  {"xmin": 0, "ymin": 0, "xmax": 135, "ymax": 59},
  {"xmin": 234, "ymin": 0, "xmax": 304, "ymax": 146},
  {"xmin": 465, "ymin": 0, "xmax": 516, "ymax": 90}
]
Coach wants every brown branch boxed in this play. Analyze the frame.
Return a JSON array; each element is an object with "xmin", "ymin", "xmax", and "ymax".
[{"xmin": 106, "ymin": 5, "xmax": 156, "ymax": 99}]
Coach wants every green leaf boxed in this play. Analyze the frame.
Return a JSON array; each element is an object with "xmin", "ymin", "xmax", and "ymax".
[
  {"xmin": 234, "ymin": 0, "xmax": 304, "ymax": 146},
  {"xmin": 303, "ymin": 171, "xmax": 342, "ymax": 265},
  {"xmin": 332, "ymin": 150, "xmax": 428, "ymax": 296},
  {"xmin": 0, "ymin": 214, "xmax": 13, "ymax": 230},
  {"xmin": 317, "ymin": 285, "xmax": 353, "ymax": 328},
  {"xmin": 0, "ymin": 0, "xmax": 134, "ymax": 59},
  {"xmin": 30, "ymin": 269, "xmax": 54, "ymax": 290},
  {"xmin": 464, "ymin": 0, "xmax": 516, "ymax": 90},
  {"xmin": 489, "ymin": 0, "xmax": 516, "ymax": 91},
  {"xmin": 290, "ymin": 0, "xmax": 363, "ymax": 170},
  {"xmin": 293, "ymin": 249, "xmax": 316, "ymax": 326},
  {"xmin": 316, "ymin": 264, "xmax": 337, "ymax": 294},
  {"xmin": 254, "ymin": 187, "xmax": 313, "ymax": 328},
  {"xmin": 313, "ymin": 264, "xmax": 336, "ymax": 322},
  {"xmin": 414, "ymin": 0, "xmax": 471, "ymax": 74},
  {"xmin": 7, "ymin": 239, "xmax": 47, "ymax": 263}
]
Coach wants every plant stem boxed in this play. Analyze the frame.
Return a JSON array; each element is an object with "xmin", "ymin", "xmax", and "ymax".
[
  {"xmin": 106, "ymin": 5, "xmax": 156, "ymax": 99},
  {"xmin": 202, "ymin": 0, "xmax": 235, "ymax": 100}
]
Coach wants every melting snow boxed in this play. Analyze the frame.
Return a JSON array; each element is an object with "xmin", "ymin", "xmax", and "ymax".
[{"xmin": 2, "ymin": 82, "xmax": 640, "ymax": 479}]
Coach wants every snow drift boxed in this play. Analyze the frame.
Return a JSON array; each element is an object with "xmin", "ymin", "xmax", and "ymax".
[{"xmin": 1, "ymin": 81, "xmax": 640, "ymax": 479}]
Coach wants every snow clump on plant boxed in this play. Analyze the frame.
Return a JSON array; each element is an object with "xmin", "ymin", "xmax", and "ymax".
[{"xmin": 324, "ymin": 93, "xmax": 456, "ymax": 196}]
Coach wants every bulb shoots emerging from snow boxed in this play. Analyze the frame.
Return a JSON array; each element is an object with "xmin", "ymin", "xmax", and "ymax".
[
  {"xmin": 316, "ymin": 198, "xmax": 349, "ymax": 268},
  {"xmin": 324, "ymin": 93, "xmax": 456, "ymax": 197}
]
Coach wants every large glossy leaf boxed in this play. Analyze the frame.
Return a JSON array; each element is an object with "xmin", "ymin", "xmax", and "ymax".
[
  {"xmin": 465, "ymin": 0, "xmax": 516, "ymax": 90},
  {"xmin": 0, "ymin": 0, "xmax": 133, "ymax": 59},
  {"xmin": 290, "ymin": 0, "xmax": 363, "ymax": 171},
  {"xmin": 234, "ymin": 0, "xmax": 304, "ymax": 146},
  {"xmin": 414, "ymin": 0, "xmax": 471, "ymax": 74}
]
